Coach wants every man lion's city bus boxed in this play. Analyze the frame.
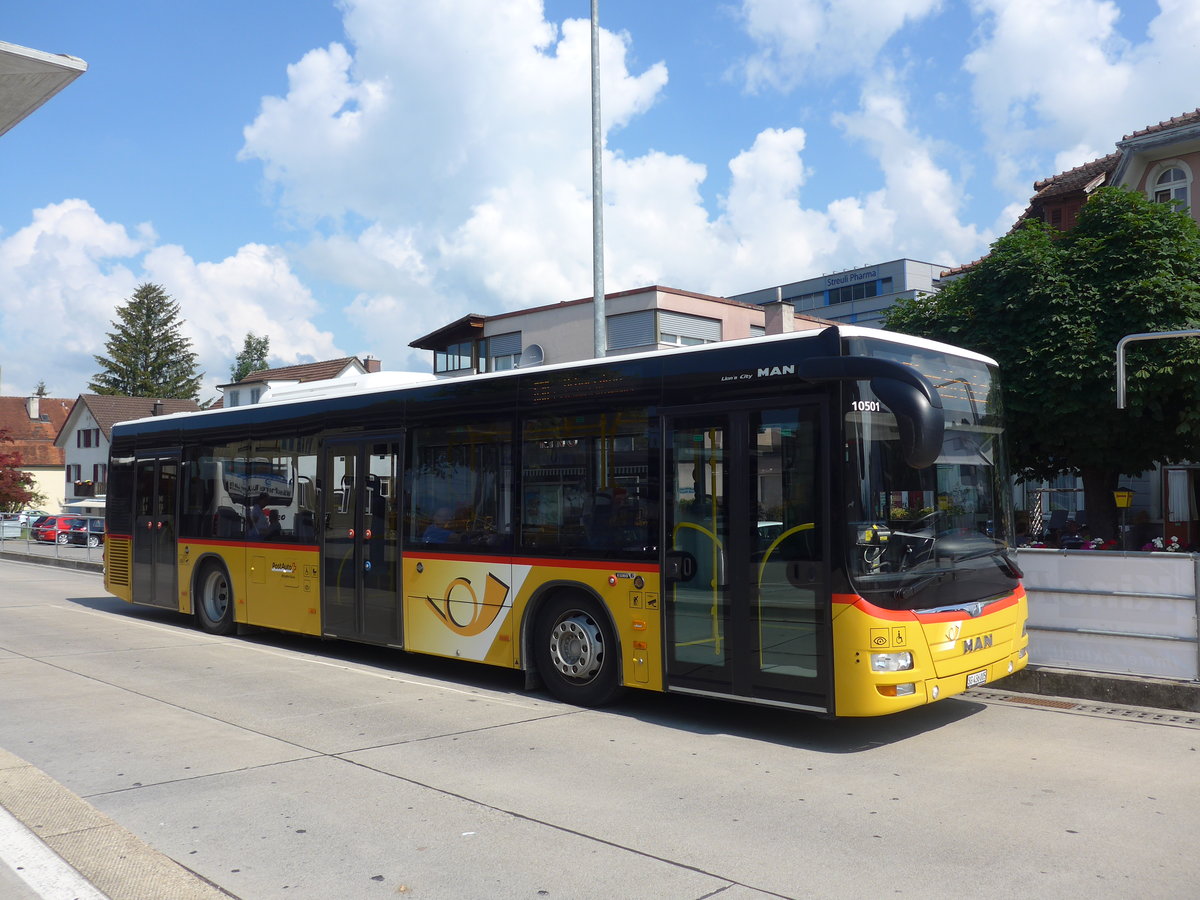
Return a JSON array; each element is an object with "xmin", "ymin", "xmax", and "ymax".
[{"xmin": 104, "ymin": 325, "xmax": 1028, "ymax": 717}]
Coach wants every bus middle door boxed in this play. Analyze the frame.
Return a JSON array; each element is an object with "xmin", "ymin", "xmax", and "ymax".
[
  {"xmin": 663, "ymin": 404, "xmax": 829, "ymax": 711},
  {"xmin": 321, "ymin": 437, "xmax": 403, "ymax": 645}
]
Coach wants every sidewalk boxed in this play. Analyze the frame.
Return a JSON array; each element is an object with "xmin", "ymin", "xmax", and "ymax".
[{"xmin": 0, "ymin": 750, "xmax": 230, "ymax": 900}]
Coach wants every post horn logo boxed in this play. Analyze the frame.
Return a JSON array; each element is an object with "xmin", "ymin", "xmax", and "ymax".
[{"xmin": 425, "ymin": 573, "xmax": 511, "ymax": 636}]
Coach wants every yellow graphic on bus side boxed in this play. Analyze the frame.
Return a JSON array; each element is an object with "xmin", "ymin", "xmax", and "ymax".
[{"xmin": 422, "ymin": 573, "xmax": 511, "ymax": 637}]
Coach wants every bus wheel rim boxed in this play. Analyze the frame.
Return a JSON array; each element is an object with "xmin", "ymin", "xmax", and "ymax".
[
  {"xmin": 203, "ymin": 571, "xmax": 228, "ymax": 620},
  {"xmin": 548, "ymin": 613, "xmax": 603, "ymax": 682}
]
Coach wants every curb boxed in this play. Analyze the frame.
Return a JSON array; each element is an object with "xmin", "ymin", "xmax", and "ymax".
[
  {"xmin": 1004, "ymin": 665, "xmax": 1200, "ymax": 713},
  {"xmin": 0, "ymin": 546, "xmax": 104, "ymax": 573},
  {"xmin": 0, "ymin": 750, "xmax": 232, "ymax": 900}
]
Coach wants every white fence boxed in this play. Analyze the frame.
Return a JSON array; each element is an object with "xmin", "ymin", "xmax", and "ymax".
[{"xmin": 1015, "ymin": 548, "xmax": 1200, "ymax": 680}]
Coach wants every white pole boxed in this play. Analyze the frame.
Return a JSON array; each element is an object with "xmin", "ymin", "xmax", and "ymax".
[
  {"xmin": 591, "ymin": 0, "xmax": 606, "ymax": 359},
  {"xmin": 1116, "ymin": 329, "xmax": 1200, "ymax": 408}
]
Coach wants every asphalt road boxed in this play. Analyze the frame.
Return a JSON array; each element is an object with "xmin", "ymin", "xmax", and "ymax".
[{"xmin": 2, "ymin": 558, "xmax": 1198, "ymax": 899}]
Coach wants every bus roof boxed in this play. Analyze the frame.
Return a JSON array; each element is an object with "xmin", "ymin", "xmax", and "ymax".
[{"xmin": 112, "ymin": 324, "xmax": 996, "ymax": 434}]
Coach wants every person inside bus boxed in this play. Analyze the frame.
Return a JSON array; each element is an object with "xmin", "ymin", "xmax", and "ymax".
[
  {"xmin": 247, "ymin": 493, "xmax": 271, "ymax": 540},
  {"xmin": 423, "ymin": 507, "xmax": 456, "ymax": 543}
]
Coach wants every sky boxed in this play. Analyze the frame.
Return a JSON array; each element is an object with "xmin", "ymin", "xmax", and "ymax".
[{"xmin": 2, "ymin": 0, "xmax": 1199, "ymax": 401}]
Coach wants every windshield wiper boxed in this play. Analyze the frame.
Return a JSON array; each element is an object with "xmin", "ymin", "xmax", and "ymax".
[
  {"xmin": 893, "ymin": 569, "xmax": 951, "ymax": 603},
  {"xmin": 892, "ymin": 549, "xmax": 1021, "ymax": 604},
  {"xmin": 945, "ymin": 546, "xmax": 1023, "ymax": 579}
]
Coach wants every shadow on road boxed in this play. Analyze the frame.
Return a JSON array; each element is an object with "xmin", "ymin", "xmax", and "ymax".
[{"xmin": 66, "ymin": 594, "xmax": 985, "ymax": 755}]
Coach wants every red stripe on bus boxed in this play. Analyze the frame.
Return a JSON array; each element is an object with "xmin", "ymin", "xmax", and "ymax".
[
  {"xmin": 413, "ymin": 551, "xmax": 659, "ymax": 572},
  {"xmin": 833, "ymin": 586, "xmax": 1024, "ymax": 621},
  {"xmin": 171, "ymin": 541, "xmax": 657, "ymax": 573}
]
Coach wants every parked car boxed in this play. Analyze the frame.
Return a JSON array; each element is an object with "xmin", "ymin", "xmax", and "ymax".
[
  {"xmin": 18, "ymin": 508, "xmax": 48, "ymax": 525},
  {"xmin": 66, "ymin": 517, "xmax": 106, "ymax": 548},
  {"xmin": 33, "ymin": 515, "xmax": 87, "ymax": 544}
]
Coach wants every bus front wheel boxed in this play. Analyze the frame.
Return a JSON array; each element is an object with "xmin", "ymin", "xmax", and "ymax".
[
  {"xmin": 196, "ymin": 563, "xmax": 235, "ymax": 635},
  {"xmin": 533, "ymin": 594, "xmax": 622, "ymax": 707}
]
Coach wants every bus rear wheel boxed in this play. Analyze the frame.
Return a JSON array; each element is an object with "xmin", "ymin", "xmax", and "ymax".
[
  {"xmin": 197, "ymin": 563, "xmax": 235, "ymax": 635},
  {"xmin": 533, "ymin": 594, "xmax": 622, "ymax": 707}
]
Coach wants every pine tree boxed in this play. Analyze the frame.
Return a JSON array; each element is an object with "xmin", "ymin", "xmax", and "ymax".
[
  {"xmin": 90, "ymin": 283, "xmax": 203, "ymax": 399},
  {"xmin": 230, "ymin": 332, "xmax": 271, "ymax": 382}
]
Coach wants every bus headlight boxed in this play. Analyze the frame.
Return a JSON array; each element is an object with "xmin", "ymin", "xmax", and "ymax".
[{"xmin": 870, "ymin": 651, "xmax": 913, "ymax": 672}]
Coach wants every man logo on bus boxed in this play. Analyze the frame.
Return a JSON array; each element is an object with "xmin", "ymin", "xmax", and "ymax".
[
  {"xmin": 962, "ymin": 634, "xmax": 993, "ymax": 654},
  {"xmin": 757, "ymin": 365, "xmax": 795, "ymax": 378},
  {"xmin": 424, "ymin": 573, "xmax": 511, "ymax": 637}
]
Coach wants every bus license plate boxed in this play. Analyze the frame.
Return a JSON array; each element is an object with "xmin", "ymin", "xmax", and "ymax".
[{"xmin": 966, "ymin": 669, "xmax": 988, "ymax": 688}]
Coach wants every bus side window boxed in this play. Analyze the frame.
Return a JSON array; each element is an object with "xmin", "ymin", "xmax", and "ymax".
[
  {"xmin": 405, "ymin": 420, "xmax": 513, "ymax": 552},
  {"xmin": 520, "ymin": 408, "xmax": 657, "ymax": 558}
]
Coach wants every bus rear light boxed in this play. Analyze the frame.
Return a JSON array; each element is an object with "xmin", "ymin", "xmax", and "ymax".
[
  {"xmin": 870, "ymin": 651, "xmax": 913, "ymax": 672},
  {"xmin": 878, "ymin": 683, "xmax": 916, "ymax": 697}
]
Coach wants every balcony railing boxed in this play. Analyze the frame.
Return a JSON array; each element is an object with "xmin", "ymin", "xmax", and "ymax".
[{"xmin": 71, "ymin": 480, "xmax": 106, "ymax": 498}]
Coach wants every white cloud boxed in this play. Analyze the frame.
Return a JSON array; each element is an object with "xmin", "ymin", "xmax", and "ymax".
[
  {"xmin": 142, "ymin": 243, "xmax": 341, "ymax": 394},
  {"xmin": 241, "ymin": 2, "xmax": 667, "ymax": 231},
  {"xmin": 736, "ymin": 0, "xmax": 942, "ymax": 92},
  {"xmin": 0, "ymin": 200, "xmax": 339, "ymax": 399},
  {"xmin": 965, "ymin": 0, "xmax": 1200, "ymax": 197},
  {"xmin": 0, "ymin": 200, "xmax": 147, "ymax": 396},
  {"xmin": 833, "ymin": 76, "xmax": 987, "ymax": 264}
]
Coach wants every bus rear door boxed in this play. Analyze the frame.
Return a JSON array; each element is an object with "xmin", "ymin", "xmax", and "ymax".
[
  {"xmin": 663, "ymin": 404, "xmax": 830, "ymax": 711},
  {"xmin": 132, "ymin": 452, "xmax": 180, "ymax": 609},
  {"xmin": 321, "ymin": 436, "xmax": 404, "ymax": 645}
]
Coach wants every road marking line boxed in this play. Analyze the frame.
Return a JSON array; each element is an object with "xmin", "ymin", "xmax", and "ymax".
[{"xmin": 0, "ymin": 804, "xmax": 108, "ymax": 900}]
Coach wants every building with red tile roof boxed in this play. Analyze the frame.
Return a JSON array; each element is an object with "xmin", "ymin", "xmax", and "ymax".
[
  {"xmin": 943, "ymin": 107, "xmax": 1200, "ymax": 280},
  {"xmin": 0, "ymin": 394, "xmax": 75, "ymax": 511}
]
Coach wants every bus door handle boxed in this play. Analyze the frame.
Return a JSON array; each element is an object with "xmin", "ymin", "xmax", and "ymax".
[{"xmin": 665, "ymin": 551, "xmax": 697, "ymax": 582}]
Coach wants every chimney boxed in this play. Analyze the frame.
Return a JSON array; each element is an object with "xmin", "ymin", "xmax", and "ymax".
[
  {"xmin": 152, "ymin": 399, "xmax": 164, "ymax": 416},
  {"xmin": 763, "ymin": 289, "xmax": 796, "ymax": 336},
  {"xmin": 26, "ymin": 395, "xmax": 40, "ymax": 420},
  {"xmin": 363, "ymin": 356, "xmax": 381, "ymax": 373}
]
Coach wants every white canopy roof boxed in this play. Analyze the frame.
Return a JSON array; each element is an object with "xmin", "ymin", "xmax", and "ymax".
[{"xmin": 0, "ymin": 40, "xmax": 87, "ymax": 138}]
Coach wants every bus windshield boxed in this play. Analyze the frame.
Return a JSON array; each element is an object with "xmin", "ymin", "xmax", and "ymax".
[{"xmin": 843, "ymin": 337, "xmax": 1019, "ymax": 612}]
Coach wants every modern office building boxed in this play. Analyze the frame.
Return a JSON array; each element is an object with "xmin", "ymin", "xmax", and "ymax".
[{"xmin": 727, "ymin": 258, "xmax": 949, "ymax": 327}]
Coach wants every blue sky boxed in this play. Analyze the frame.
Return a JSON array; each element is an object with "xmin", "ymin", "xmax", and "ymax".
[{"xmin": 2, "ymin": 0, "xmax": 1198, "ymax": 400}]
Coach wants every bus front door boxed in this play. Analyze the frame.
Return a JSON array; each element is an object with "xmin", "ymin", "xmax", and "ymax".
[
  {"xmin": 664, "ymin": 405, "xmax": 829, "ymax": 711},
  {"xmin": 321, "ymin": 438, "xmax": 403, "ymax": 645},
  {"xmin": 132, "ymin": 453, "xmax": 180, "ymax": 609}
]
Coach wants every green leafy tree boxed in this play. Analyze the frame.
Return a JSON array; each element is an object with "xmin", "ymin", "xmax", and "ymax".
[
  {"xmin": 885, "ymin": 187, "xmax": 1200, "ymax": 542},
  {"xmin": 0, "ymin": 428, "xmax": 36, "ymax": 512},
  {"xmin": 230, "ymin": 332, "xmax": 271, "ymax": 383},
  {"xmin": 90, "ymin": 283, "xmax": 203, "ymax": 399}
]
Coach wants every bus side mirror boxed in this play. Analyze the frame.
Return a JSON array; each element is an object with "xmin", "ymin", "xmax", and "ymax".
[
  {"xmin": 870, "ymin": 376, "xmax": 944, "ymax": 469},
  {"xmin": 795, "ymin": 355, "xmax": 945, "ymax": 470}
]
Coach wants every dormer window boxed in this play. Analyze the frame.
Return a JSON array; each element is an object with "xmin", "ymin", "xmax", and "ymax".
[{"xmin": 1153, "ymin": 165, "xmax": 1189, "ymax": 207}]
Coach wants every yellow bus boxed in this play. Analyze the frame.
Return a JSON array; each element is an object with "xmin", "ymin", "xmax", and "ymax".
[{"xmin": 104, "ymin": 325, "xmax": 1027, "ymax": 716}]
